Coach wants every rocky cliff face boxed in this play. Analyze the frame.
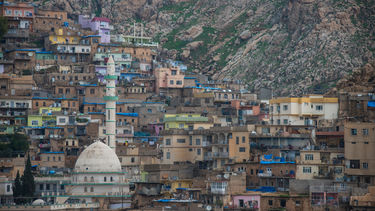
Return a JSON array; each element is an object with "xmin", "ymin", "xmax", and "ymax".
[{"xmin": 41, "ymin": 0, "xmax": 375, "ymax": 96}]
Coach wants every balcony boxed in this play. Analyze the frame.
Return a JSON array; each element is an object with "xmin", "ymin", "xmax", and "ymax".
[
  {"xmin": 212, "ymin": 152, "xmax": 229, "ymax": 158},
  {"xmin": 163, "ymin": 116, "xmax": 208, "ymax": 122},
  {"xmin": 212, "ymin": 140, "xmax": 228, "ymax": 145},
  {"xmin": 39, "ymin": 143, "xmax": 51, "ymax": 148},
  {"xmin": 258, "ymin": 172, "xmax": 273, "ymax": 177},
  {"xmin": 204, "ymin": 152, "xmax": 212, "ymax": 161},
  {"xmin": 4, "ymin": 29, "xmax": 29, "ymax": 38},
  {"xmin": 31, "ymin": 135, "xmax": 45, "ymax": 139}
]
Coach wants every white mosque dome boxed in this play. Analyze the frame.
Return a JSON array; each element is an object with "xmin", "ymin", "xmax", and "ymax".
[
  {"xmin": 32, "ymin": 199, "xmax": 46, "ymax": 205},
  {"xmin": 74, "ymin": 141, "xmax": 122, "ymax": 173}
]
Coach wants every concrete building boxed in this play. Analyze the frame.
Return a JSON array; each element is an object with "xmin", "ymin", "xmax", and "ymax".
[
  {"xmin": 269, "ymin": 95, "xmax": 338, "ymax": 126},
  {"xmin": 154, "ymin": 67, "xmax": 184, "ymax": 94},
  {"xmin": 345, "ymin": 122, "xmax": 375, "ymax": 185}
]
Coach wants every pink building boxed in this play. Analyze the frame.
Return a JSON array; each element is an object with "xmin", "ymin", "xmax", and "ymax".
[
  {"xmin": 78, "ymin": 15, "xmax": 111, "ymax": 43},
  {"xmin": 231, "ymin": 194, "xmax": 260, "ymax": 209},
  {"xmin": 154, "ymin": 67, "xmax": 184, "ymax": 94}
]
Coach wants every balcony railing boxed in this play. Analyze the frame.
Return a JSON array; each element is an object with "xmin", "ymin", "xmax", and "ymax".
[{"xmin": 212, "ymin": 152, "xmax": 229, "ymax": 158}]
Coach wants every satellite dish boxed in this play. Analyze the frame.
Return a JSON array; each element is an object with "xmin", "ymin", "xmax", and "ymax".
[
  {"xmin": 134, "ymin": 169, "xmax": 139, "ymax": 174},
  {"xmin": 206, "ymin": 205, "xmax": 212, "ymax": 211},
  {"xmin": 224, "ymin": 174, "xmax": 230, "ymax": 179},
  {"xmin": 28, "ymin": 52, "xmax": 33, "ymax": 56}
]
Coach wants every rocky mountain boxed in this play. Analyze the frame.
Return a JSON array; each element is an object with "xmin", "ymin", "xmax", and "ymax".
[{"xmin": 40, "ymin": 0, "xmax": 375, "ymax": 96}]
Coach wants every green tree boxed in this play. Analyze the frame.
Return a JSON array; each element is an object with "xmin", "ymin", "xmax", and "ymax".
[
  {"xmin": 0, "ymin": 16, "xmax": 8, "ymax": 40},
  {"xmin": 12, "ymin": 171, "xmax": 22, "ymax": 204},
  {"xmin": 21, "ymin": 155, "xmax": 35, "ymax": 203}
]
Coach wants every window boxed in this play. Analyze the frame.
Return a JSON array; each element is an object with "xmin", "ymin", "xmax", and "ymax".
[
  {"xmin": 59, "ymin": 118, "xmax": 66, "ymax": 123},
  {"xmin": 171, "ymin": 70, "xmax": 177, "ymax": 75},
  {"xmin": 177, "ymin": 139, "xmax": 185, "ymax": 143},
  {"xmin": 268, "ymin": 200, "xmax": 273, "ymax": 206},
  {"xmin": 350, "ymin": 160, "xmax": 360, "ymax": 169},
  {"xmin": 189, "ymin": 148, "xmax": 193, "ymax": 152},
  {"xmin": 147, "ymin": 109, "xmax": 152, "ymax": 113},
  {"xmin": 280, "ymin": 199, "xmax": 286, "ymax": 207},
  {"xmin": 363, "ymin": 162, "xmax": 368, "ymax": 169},
  {"xmin": 166, "ymin": 152, "xmax": 170, "ymax": 159},
  {"xmin": 305, "ymin": 154, "xmax": 314, "ymax": 160},
  {"xmin": 239, "ymin": 147, "xmax": 246, "ymax": 152},
  {"xmin": 110, "ymin": 177, "xmax": 113, "ymax": 182},
  {"xmin": 196, "ymin": 138, "xmax": 201, "ymax": 145},
  {"xmin": 296, "ymin": 201, "xmax": 300, "ymax": 206},
  {"xmin": 277, "ymin": 119, "xmax": 281, "ymax": 125},
  {"xmin": 283, "ymin": 119, "xmax": 288, "ymax": 125},
  {"xmin": 91, "ymin": 177, "xmax": 94, "ymax": 182},
  {"xmin": 170, "ymin": 80, "xmax": 174, "ymax": 85},
  {"xmin": 239, "ymin": 199, "xmax": 244, "ymax": 207},
  {"xmin": 104, "ymin": 177, "xmax": 107, "ymax": 182},
  {"xmin": 165, "ymin": 139, "xmax": 171, "ymax": 145},
  {"xmin": 58, "ymin": 88, "xmax": 63, "ymax": 94},
  {"xmin": 365, "ymin": 142, "xmax": 369, "ymax": 144},
  {"xmin": 303, "ymin": 167, "xmax": 312, "ymax": 173},
  {"xmin": 197, "ymin": 149, "xmax": 201, "ymax": 155},
  {"xmin": 316, "ymin": 105, "xmax": 323, "ymax": 110},
  {"xmin": 236, "ymin": 137, "xmax": 239, "ymax": 144},
  {"xmin": 351, "ymin": 129, "xmax": 357, "ymax": 135},
  {"xmin": 84, "ymin": 177, "xmax": 87, "ymax": 182},
  {"xmin": 39, "ymin": 184, "xmax": 44, "ymax": 190},
  {"xmin": 90, "ymin": 187, "xmax": 94, "ymax": 192},
  {"xmin": 179, "ymin": 123, "xmax": 184, "ymax": 128},
  {"xmin": 352, "ymin": 142, "xmax": 356, "ymax": 144},
  {"xmin": 131, "ymin": 157, "xmax": 135, "ymax": 163},
  {"xmin": 90, "ymin": 89, "xmax": 95, "ymax": 94},
  {"xmin": 46, "ymin": 184, "xmax": 50, "ymax": 190},
  {"xmin": 363, "ymin": 129, "xmax": 369, "ymax": 136},
  {"xmin": 242, "ymin": 136, "xmax": 245, "ymax": 143},
  {"xmin": 84, "ymin": 187, "xmax": 87, "ymax": 192},
  {"xmin": 176, "ymin": 80, "xmax": 182, "ymax": 85},
  {"xmin": 32, "ymin": 120, "xmax": 38, "ymax": 126},
  {"xmin": 283, "ymin": 105, "xmax": 288, "ymax": 110}
]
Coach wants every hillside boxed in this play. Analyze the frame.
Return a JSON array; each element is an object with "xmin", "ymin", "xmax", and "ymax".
[{"xmin": 40, "ymin": 0, "xmax": 375, "ymax": 96}]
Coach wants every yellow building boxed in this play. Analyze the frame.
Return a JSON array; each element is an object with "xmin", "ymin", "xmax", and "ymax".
[
  {"xmin": 170, "ymin": 179, "xmax": 192, "ymax": 192},
  {"xmin": 27, "ymin": 115, "xmax": 56, "ymax": 127},
  {"xmin": 163, "ymin": 114, "xmax": 211, "ymax": 130},
  {"xmin": 39, "ymin": 106, "xmax": 61, "ymax": 115},
  {"xmin": 48, "ymin": 28, "xmax": 80, "ymax": 45}
]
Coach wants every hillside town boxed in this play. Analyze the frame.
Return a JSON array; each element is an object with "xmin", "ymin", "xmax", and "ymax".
[{"xmin": 0, "ymin": 1, "xmax": 375, "ymax": 211}]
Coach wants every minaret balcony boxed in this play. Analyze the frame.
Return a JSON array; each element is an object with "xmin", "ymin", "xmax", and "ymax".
[
  {"xmin": 103, "ymin": 96, "xmax": 119, "ymax": 101},
  {"xmin": 104, "ymin": 75, "xmax": 118, "ymax": 80}
]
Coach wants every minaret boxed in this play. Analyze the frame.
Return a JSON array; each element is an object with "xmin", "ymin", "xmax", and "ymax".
[{"xmin": 104, "ymin": 56, "xmax": 117, "ymax": 150}]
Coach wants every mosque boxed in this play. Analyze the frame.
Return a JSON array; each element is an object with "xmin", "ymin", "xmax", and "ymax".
[{"xmin": 65, "ymin": 56, "xmax": 131, "ymax": 209}]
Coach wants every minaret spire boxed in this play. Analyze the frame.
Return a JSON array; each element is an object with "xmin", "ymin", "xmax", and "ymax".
[{"xmin": 104, "ymin": 56, "xmax": 117, "ymax": 150}]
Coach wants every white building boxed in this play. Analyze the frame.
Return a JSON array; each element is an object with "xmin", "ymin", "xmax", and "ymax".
[
  {"xmin": 67, "ymin": 141, "xmax": 130, "ymax": 205},
  {"xmin": 269, "ymin": 95, "xmax": 338, "ymax": 126}
]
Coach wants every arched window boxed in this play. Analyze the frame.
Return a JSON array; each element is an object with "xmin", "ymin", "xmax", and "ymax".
[
  {"xmin": 90, "ymin": 187, "xmax": 94, "ymax": 192},
  {"xmin": 104, "ymin": 177, "xmax": 107, "ymax": 182},
  {"xmin": 110, "ymin": 177, "xmax": 113, "ymax": 182},
  {"xmin": 91, "ymin": 176, "xmax": 94, "ymax": 182},
  {"xmin": 84, "ymin": 176, "xmax": 87, "ymax": 182}
]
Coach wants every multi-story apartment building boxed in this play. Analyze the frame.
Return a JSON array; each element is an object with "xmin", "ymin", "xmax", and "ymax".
[
  {"xmin": 154, "ymin": 67, "xmax": 185, "ymax": 94},
  {"xmin": 345, "ymin": 122, "xmax": 375, "ymax": 185},
  {"xmin": 161, "ymin": 129, "xmax": 206, "ymax": 165},
  {"xmin": 163, "ymin": 114, "xmax": 211, "ymax": 130},
  {"xmin": 296, "ymin": 148, "xmax": 344, "ymax": 181},
  {"xmin": 269, "ymin": 95, "xmax": 338, "ymax": 126}
]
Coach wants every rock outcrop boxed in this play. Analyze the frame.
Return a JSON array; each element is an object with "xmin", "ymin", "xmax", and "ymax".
[{"xmin": 40, "ymin": 0, "xmax": 375, "ymax": 96}]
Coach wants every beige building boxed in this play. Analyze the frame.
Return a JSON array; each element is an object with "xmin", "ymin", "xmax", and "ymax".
[
  {"xmin": 270, "ymin": 95, "xmax": 338, "ymax": 126},
  {"xmin": 345, "ymin": 122, "xmax": 375, "ymax": 185},
  {"xmin": 161, "ymin": 129, "xmax": 205, "ymax": 165},
  {"xmin": 296, "ymin": 149, "xmax": 344, "ymax": 181}
]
